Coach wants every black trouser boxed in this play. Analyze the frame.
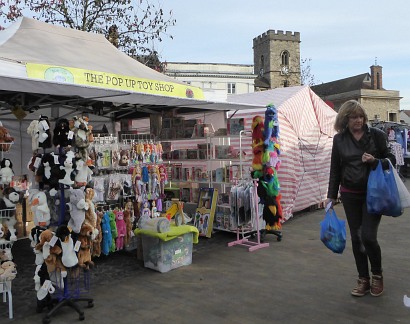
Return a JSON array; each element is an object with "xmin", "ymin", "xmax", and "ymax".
[{"xmin": 340, "ymin": 191, "xmax": 382, "ymax": 278}]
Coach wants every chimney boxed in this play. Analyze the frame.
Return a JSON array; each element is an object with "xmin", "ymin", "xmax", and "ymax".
[{"xmin": 370, "ymin": 65, "xmax": 382, "ymax": 90}]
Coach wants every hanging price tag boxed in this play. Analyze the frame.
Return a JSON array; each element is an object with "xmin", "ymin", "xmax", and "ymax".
[
  {"xmin": 40, "ymin": 120, "xmax": 49, "ymax": 130},
  {"xmin": 49, "ymin": 235, "xmax": 58, "ymax": 247},
  {"xmin": 34, "ymin": 157, "xmax": 42, "ymax": 168},
  {"xmin": 74, "ymin": 240, "xmax": 81, "ymax": 252},
  {"xmin": 54, "ymin": 154, "xmax": 60, "ymax": 164},
  {"xmin": 68, "ymin": 131, "xmax": 74, "ymax": 140}
]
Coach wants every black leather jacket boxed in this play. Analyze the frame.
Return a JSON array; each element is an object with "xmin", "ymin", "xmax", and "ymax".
[{"xmin": 327, "ymin": 125, "xmax": 396, "ymax": 199}]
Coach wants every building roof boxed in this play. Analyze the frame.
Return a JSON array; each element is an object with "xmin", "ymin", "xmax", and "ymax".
[{"xmin": 311, "ymin": 73, "xmax": 375, "ymax": 96}]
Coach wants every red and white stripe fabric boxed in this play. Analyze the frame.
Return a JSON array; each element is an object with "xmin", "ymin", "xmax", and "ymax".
[{"xmin": 227, "ymin": 86, "xmax": 337, "ymax": 220}]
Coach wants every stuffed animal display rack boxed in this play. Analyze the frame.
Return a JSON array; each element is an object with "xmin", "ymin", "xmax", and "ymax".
[{"xmin": 251, "ymin": 104, "xmax": 283, "ymax": 231}]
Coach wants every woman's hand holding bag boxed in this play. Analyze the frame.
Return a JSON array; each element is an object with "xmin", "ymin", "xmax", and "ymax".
[{"xmin": 367, "ymin": 160, "xmax": 402, "ymax": 217}]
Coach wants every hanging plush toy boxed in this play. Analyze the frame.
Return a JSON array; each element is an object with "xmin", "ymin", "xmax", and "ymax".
[
  {"xmin": 92, "ymin": 210, "xmax": 103, "ymax": 258},
  {"xmin": 75, "ymin": 158, "xmax": 93, "ymax": 187},
  {"xmin": 59, "ymin": 151, "xmax": 76, "ymax": 186},
  {"xmin": 84, "ymin": 187, "xmax": 98, "ymax": 240},
  {"xmin": 123, "ymin": 201, "xmax": 134, "ymax": 247},
  {"xmin": 101, "ymin": 211, "xmax": 112, "ymax": 256},
  {"xmin": 263, "ymin": 104, "xmax": 279, "ymax": 146},
  {"xmin": 53, "ymin": 118, "xmax": 73, "ymax": 148},
  {"xmin": 77, "ymin": 223, "xmax": 94, "ymax": 270},
  {"xmin": 115, "ymin": 210, "xmax": 126, "ymax": 251},
  {"xmin": 0, "ymin": 187, "xmax": 20, "ymax": 241},
  {"xmin": 70, "ymin": 116, "xmax": 91, "ymax": 162},
  {"xmin": 31, "ymin": 191, "xmax": 51, "ymax": 228},
  {"xmin": 108, "ymin": 211, "xmax": 118, "ymax": 253},
  {"xmin": 0, "ymin": 158, "xmax": 14, "ymax": 185},
  {"xmin": 67, "ymin": 187, "xmax": 88, "ymax": 234},
  {"xmin": 0, "ymin": 122, "xmax": 14, "ymax": 152},
  {"xmin": 251, "ymin": 116, "xmax": 265, "ymax": 173},
  {"xmin": 56, "ymin": 225, "xmax": 78, "ymax": 268},
  {"xmin": 27, "ymin": 120, "xmax": 40, "ymax": 152},
  {"xmin": 37, "ymin": 115, "xmax": 52, "ymax": 149}
]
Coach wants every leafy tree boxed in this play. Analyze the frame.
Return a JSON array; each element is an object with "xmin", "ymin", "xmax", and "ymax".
[{"xmin": 0, "ymin": 0, "xmax": 176, "ymax": 56}]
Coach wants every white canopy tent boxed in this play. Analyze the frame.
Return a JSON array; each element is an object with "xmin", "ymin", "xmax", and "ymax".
[{"xmin": 0, "ymin": 17, "xmax": 263, "ymax": 118}]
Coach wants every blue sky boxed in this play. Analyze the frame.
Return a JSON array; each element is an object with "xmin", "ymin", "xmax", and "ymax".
[{"xmin": 158, "ymin": 0, "xmax": 410, "ymax": 110}]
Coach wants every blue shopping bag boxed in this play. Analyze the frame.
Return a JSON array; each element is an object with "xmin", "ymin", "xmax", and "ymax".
[
  {"xmin": 367, "ymin": 160, "xmax": 402, "ymax": 217},
  {"xmin": 320, "ymin": 207, "xmax": 346, "ymax": 254}
]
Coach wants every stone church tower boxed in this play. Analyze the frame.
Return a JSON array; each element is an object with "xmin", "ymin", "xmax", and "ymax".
[{"xmin": 253, "ymin": 30, "xmax": 301, "ymax": 90}]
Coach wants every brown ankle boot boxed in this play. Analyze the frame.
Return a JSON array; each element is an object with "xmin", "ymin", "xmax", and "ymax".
[
  {"xmin": 371, "ymin": 275, "xmax": 384, "ymax": 296},
  {"xmin": 351, "ymin": 277, "xmax": 370, "ymax": 297}
]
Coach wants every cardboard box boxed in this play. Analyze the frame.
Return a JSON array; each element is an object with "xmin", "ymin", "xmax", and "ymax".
[{"xmin": 141, "ymin": 232, "xmax": 193, "ymax": 273}]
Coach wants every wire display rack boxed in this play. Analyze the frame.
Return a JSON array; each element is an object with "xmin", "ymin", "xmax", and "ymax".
[{"xmin": 42, "ymin": 267, "xmax": 93, "ymax": 324}]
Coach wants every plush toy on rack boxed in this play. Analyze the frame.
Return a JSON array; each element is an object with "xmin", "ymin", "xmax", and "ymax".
[
  {"xmin": 108, "ymin": 211, "xmax": 118, "ymax": 253},
  {"xmin": 101, "ymin": 211, "xmax": 112, "ymax": 256},
  {"xmin": 257, "ymin": 170, "xmax": 282, "ymax": 231},
  {"xmin": 70, "ymin": 115, "xmax": 91, "ymax": 163},
  {"xmin": 59, "ymin": 151, "xmax": 76, "ymax": 186},
  {"xmin": 36, "ymin": 153, "xmax": 62, "ymax": 195},
  {"xmin": 115, "ymin": 210, "xmax": 126, "ymax": 251},
  {"xmin": 75, "ymin": 158, "xmax": 93, "ymax": 187},
  {"xmin": 84, "ymin": 187, "xmax": 98, "ymax": 239},
  {"xmin": 0, "ymin": 122, "xmax": 14, "ymax": 152},
  {"xmin": 56, "ymin": 225, "xmax": 78, "ymax": 268},
  {"xmin": 35, "ymin": 229, "xmax": 67, "ymax": 287},
  {"xmin": 251, "ymin": 116, "xmax": 265, "ymax": 172},
  {"xmin": 77, "ymin": 223, "xmax": 95, "ymax": 270},
  {"xmin": 0, "ymin": 234, "xmax": 13, "ymax": 261},
  {"xmin": 27, "ymin": 120, "xmax": 40, "ymax": 152},
  {"xmin": 37, "ymin": 115, "xmax": 52, "ymax": 149},
  {"xmin": 0, "ymin": 187, "xmax": 20, "ymax": 242},
  {"xmin": 252, "ymin": 104, "xmax": 283, "ymax": 233},
  {"xmin": 91, "ymin": 210, "xmax": 103, "ymax": 258},
  {"xmin": 0, "ymin": 260, "xmax": 17, "ymax": 281},
  {"xmin": 67, "ymin": 187, "xmax": 88, "ymax": 234},
  {"xmin": 118, "ymin": 149, "xmax": 130, "ymax": 167},
  {"xmin": 123, "ymin": 201, "xmax": 134, "ymax": 247},
  {"xmin": 53, "ymin": 117, "xmax": 73, "ymax": 148},
  {"xmin": 0, "ymin": 158, "xmax": 14, "ymax": 185},
  {"xmin": 263, "ymin": 104, "xmax": 279, "ymax": 146},
  {"xmin": 35, "ymin": 229, "xmax": 55, "ymax": 266},
  {"xmin": 123, "ymin": 177, "xmax": 133, "ymax": 197},
  {"xmin": 31, "ymin": 191, "xmax": 51, "ymax": 228}
]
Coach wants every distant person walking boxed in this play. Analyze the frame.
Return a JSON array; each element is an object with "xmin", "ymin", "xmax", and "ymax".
[{"xmin": 326, "ymin": 100, "xmax": 395, "ymax": 297}]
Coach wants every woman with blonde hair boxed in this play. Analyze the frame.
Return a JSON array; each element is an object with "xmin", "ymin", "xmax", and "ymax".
[{"xmin": 327, "ymin": 100, "xmax": 395, "ymax": 297}]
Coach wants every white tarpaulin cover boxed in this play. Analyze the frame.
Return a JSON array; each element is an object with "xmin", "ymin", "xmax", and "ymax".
[
  {"xmin": 0, "ymin": 17, "xmax": 263, "ymax": 113},
  {"xmin": 227, "ymin": 85, "xmax": 337, "ymax": 219}
]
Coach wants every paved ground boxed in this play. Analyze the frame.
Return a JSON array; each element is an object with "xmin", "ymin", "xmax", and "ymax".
[{"xmin": 3, "ymin": 180, "xmax": 410, "ymax": 323}]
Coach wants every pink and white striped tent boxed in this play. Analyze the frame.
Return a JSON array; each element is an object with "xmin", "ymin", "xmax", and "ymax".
[{"xmin": 227, "ymin": 85, "xmax": 337, "ymax": 221}]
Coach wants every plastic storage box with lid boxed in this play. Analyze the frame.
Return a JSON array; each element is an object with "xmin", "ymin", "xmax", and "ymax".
[
  {"xmin": 135, "ymin": 225, "xmax": 199, "ymax": 272},
  {"xmin": 141, "ymin": 232, "xmax": 194, "ymax": 273}
]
